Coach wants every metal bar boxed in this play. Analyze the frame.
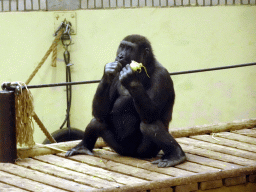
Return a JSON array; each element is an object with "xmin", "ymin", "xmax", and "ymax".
[
  {"xmin": 2, "ymin": 62, "xmax": 256, "ymax": 90},
  {"xmin": 24, "ymin": 61, "xmax": 256, "ymax": 89},
  {"xmin": 27, "ymin": 79, "xmax": 101, "ymax": 89},
  {"xmin": 169, "ymin": 62, "xmax": 256, "ymax": 76}
]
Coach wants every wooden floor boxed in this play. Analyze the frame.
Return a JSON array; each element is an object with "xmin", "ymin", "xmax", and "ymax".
[{"xmin": 1, "ymin": 127, "xmax": 256, "ymax": 191}]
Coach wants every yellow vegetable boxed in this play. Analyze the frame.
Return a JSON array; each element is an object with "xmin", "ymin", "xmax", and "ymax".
[{"xmin": 130, "ymin": 60, "xmax": 150, "ymax": 78}]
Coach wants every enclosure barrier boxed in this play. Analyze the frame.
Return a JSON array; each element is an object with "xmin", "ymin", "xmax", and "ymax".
[{"xmin": 0, "ymin": 0, "xmax": 255, "ymax": 12}]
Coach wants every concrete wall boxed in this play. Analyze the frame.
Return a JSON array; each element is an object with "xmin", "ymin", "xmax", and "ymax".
[{"xmin": 0, "ymin": 6, "xmax": 255, "ymax": 144}]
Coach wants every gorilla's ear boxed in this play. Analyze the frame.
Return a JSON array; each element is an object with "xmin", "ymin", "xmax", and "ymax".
[
  {"xmin": 142, "ymin": 48, "xmax": 150, "ymax": 64},
  {"xmin": 144, "ymin": 48, "xmax": 150, "ymax": 57}
]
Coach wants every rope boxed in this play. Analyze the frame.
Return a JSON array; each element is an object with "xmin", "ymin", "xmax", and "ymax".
[
  {"xmin": 15, "ymin": 82, "xmax": 35, "ymax": 147},
  {"xmin": 25, "ymin": 29, "xmax": 63, "ymax": 85},
  {"xmin": 33, "ymin": 113, "xmax": 57, "ymax": 143},
  {"xmin": 51, "ymin": 39, "xmax": 58, "ymax": 67},
  {"xmin": 20, "ymin": 30, "xmax": 64, "ymax": 144},
  {"xmin": 36, "ymin": 143, "xmax": 67, "ymax": 153}
]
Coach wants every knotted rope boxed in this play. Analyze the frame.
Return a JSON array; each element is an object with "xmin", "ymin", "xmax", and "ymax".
[{"xmin": 15, "ymin": 82, "xmax": 35, "ymax": 147}]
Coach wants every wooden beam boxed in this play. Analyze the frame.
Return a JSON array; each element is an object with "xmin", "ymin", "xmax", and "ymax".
[
  {"xmin": 17, "ymin": 138, "xmax": 106, "ymax": 159},
  {"xmin": 170, "ymin": 118, "xmax": 256, "ymax": 138},
  {"xmin": 95, "ymin": 165, "xmax": 256, "ymax": 192},
  {"xmin": 17, "ymin": 118, "xmax": 256, "ymax": 159}
]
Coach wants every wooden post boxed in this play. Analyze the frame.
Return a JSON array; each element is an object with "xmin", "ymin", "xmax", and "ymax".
[{"xmin": 0, "ymin": 90, "xmax": 17, "ymax": 163}]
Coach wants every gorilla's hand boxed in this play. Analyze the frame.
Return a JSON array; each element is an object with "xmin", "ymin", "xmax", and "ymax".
[
  {"xmin": 104, "ymin": 61, "xmax": 122, "ymax": 83},
  {"xmin": 119, "ymin": 64, "xmax": 139, "ymax": 87}
]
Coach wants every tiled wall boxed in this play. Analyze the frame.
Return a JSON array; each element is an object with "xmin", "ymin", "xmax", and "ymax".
[{"xmin": 1, "ymin": 0, "xmax": 255, "ymax": 12}]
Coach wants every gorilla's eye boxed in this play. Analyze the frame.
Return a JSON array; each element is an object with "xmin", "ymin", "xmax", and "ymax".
[{"xmin": 127, "ymin": 46, "xmax": 133, "ymax": 51}]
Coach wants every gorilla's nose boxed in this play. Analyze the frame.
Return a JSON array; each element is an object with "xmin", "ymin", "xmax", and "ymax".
[{"xmin": 115, "ymin": 57, "xmax": 128, "ymax": 65}]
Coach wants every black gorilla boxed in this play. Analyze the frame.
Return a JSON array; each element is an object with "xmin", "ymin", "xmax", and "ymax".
[{"xmin": 66, "ymin": 35, "xmax": 186, "ymax": 167}]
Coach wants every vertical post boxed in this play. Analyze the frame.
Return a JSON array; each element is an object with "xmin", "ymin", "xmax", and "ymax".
[{"xmin": 0, "ymin": 90, "xmax": 17, "ymax": 163}]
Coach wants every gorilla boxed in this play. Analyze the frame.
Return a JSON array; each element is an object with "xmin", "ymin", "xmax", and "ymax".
[{"xmin": 65, "ymin": 34, "xmax": 186, "ymax": 168}]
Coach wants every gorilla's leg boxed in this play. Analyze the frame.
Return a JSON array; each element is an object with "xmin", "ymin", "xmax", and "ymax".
[
  {"xmin": 65, "ymin": 118, "xmax": 101, "ymax": 157},
  {"xmin": 139, "ymin": 121, "xmax": 186, "ymax": 167},
  {"xmin": 136, "ymin": 136, "xmax": 160, "ymax": 158},
  {"xmin": 65, "ymin": 118, "xmax": 126, "ymax": 157}
]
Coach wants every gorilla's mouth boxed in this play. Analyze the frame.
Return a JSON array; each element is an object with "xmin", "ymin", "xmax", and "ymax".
[{"xmin": 116, "ymin": 59, "xmax": 131, "ymax": 67}]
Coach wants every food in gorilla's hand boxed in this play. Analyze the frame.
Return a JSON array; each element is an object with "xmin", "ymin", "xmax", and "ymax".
[{"xmin": 130, "ymin": 60, "xmax": 150, "ymax": 78}]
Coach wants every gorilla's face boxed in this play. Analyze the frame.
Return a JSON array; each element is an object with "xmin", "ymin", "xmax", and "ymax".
[{"xmin": 115, "ymin": 40, "xmax": 139, "ymax": 67}]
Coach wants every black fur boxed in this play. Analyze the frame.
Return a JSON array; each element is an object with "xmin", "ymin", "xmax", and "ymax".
[{"xmin": 65, "ymin": 35, "xmax": 186, "ymax": 168}]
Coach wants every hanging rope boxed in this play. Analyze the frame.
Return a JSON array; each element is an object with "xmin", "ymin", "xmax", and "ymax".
[{"xmin": 15, "ymin": 82, "xmax": 35, "ymax": 147}]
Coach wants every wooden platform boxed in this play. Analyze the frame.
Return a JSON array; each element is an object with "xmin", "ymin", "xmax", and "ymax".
[{"xmin": 1, "ymin": 120, "xmax": 256, "ymax": 191}]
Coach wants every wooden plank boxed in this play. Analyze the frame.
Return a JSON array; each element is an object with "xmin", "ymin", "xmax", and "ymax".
[
  {"xmin": 170, "ymin": 118, "xmax": 256, "ymax": 138},
  {"xmin": 0, "ymin": 170, "xmax": 66, "ymax": 192},
  {"xmin": 200, "ymin": 179, "xmax": 223, "ymax": 190},
  {"xmin": 58, "ymin": 153, "xmax": 171, "ymax": 181},
  {"xmin": 179, "ymin": 143, "xmax": 256, "ymax": 166},
  {"xmin": 34, "ymin": 154, "xmax": 146, "ymax": 185},
  {"xmin": 215, "ymin": 132, "xmax": 256, "ymax": 145},
  {"xmin": 17, "ymin": 138, "xmax": 106, "ymax": 159},
  {"xmin": 16, "ymin": 158, "xmax": 120, "ymax": 189},
  {"xmin": 224, "ymin": 175, "xmax": 246, "ymax": 186},
  {"xmin": 91, "ymin": 149, "xmax": 195, "ymax": 177},
  {"xmin": 232, "ymin": 128, "xmax": 256, "ymax": 138},
  {"xmin": 17, "ymin": 139, "xmax": 105, "ymax": 159},
  {"xmin": 185, "ymin": 153, "xmax": 242, "ymax": 170},
  {"xmin": 249, "ymin": 174, "xmax": 256, "ymax": 182},
  {"xmin": 0, "ymin": 163, "xmax": 94, "ymax": 191},
  {"xmin": 151, "ymin": 187, "xmax": 173, "ymax": 192},
  {"xmin": 99, "ymin": 166, "xmax": 256, "ymax": 192},
  {"xmin": 175, "ymin": 161, "xmax": 220, "ymax": 173},
  {"xmin": 177, "ymin": 137, "xmax": 256, "ymax": 160},
  {"xmin": 0, "ymin": 182, "xmax": 28, "ymax": 192},
  {"xmin": 190, "ymin": 135, "xmax": 256, "ymax": 153},
  {"xmin": 175, "ymin": 183, "xmax": 198, "ymax": 192}
]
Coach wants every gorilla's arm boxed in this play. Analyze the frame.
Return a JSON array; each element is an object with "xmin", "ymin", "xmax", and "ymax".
[
  {"xmin": 120, "ymin": 65, "xmax": 174, "ymax": 124},
  {"xmin": 92, "ymin": 79, "xmax": 113, "ymax": 121},
  {"xmin": 92, "ymin": 61, "xmax": 121, "ymax": 122}
]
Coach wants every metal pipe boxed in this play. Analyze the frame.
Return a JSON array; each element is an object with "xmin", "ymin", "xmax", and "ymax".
[
  {"xmin": 169, "ymin": 62, "xmax": 256, "ymax": 76},
  {"xmin": 1, "ymin": 62, "xmax": 256, "ymax": 90},
  {"xmin": 27, "ymin": 79, "xmax": 101, "ymax": 89}
]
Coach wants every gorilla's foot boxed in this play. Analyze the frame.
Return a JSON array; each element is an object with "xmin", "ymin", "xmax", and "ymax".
[
  {"xmin": 151, "ymin": 154, "xmax": 186, "ymax": 168},
  {"xmin": 65, "ymin": 145, "xmax": 94, "ymax": 157}
]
